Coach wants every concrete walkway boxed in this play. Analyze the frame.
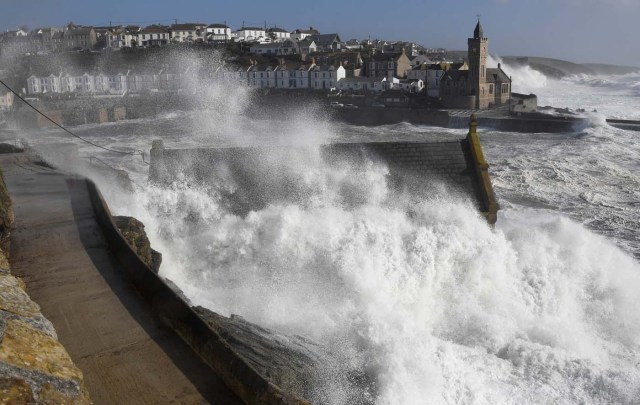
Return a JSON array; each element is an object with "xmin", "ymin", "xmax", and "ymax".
[{"xmin": 1, "ymin": 153, "xmax": 241, "ymax": 405}]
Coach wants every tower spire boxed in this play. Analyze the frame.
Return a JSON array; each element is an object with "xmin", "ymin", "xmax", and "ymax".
[{"xmin": 474, "ymin": 16, "xmax": 484, "ymax": 39}]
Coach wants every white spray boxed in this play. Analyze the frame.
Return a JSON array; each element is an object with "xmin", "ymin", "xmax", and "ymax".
[{"xmin": 25, "ymin": 48, "xmax": 640, "ymax": 404}]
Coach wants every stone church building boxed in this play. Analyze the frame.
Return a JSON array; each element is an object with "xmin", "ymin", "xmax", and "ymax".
[{"xmin": 440, "ymin": 21, "xmax": 512, "ymax": 109}]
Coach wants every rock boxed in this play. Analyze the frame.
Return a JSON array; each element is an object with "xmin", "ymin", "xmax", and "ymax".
[
  {"xmin": 193, "ymin": 306, "xmax": 321, "ymax": 400},
  {"xmin": 193, "ymin": 306, "xmax": 376, "ymax": 403},
  {"xmin": 0, "ymin": 274, "xmax": 41, "ymax": 317},
  {"xmin": 0, "ymin": 377, "xmax": 34, "ymax": 403},
  {"xmin": 113, "ymin": 216, "xmax": 162, "ymax": 273},
  {"xmin": 38, "ymin": 382, "xmax": 92, "ymax": 404},
  {"xmin": 0, "ymin": 320, "xmax": 84, "ymax": 382}
]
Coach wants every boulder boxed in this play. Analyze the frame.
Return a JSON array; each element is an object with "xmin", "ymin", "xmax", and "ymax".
[
  {"xmin": 113, "ymin": 216, "xmax": 162, "ymax": 273},
  {"xmin": 193, "ymin": 306, "xmax": 376, "ymax": 404}
]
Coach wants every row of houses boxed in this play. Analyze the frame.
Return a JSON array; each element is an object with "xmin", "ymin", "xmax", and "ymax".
[
  {"xmin": 1, "ymin": 20, "xmax": 428, "ymax": 58},
  {"xmin": 0, "ymin": 24, "xmax": 100, "ymax": 56},
  {"xmin": 26, "ymin": 70, "xmax": 187, "ymax": 95},
  {"xmin": 24, "ymin": 62, "xmax": 429, "ymax": 96},
  {"xmin": 248, "ymin": 34, "xmax": 341, "ymax": 55},
  {"xmin": 107, "ymin": 25, "xmax": 342, "ymax": 53}
]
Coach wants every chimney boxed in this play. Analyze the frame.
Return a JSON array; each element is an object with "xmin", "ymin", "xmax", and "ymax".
[{"xmin": 498, "ymin": 63, "xmax": 501, "ymax": 69}]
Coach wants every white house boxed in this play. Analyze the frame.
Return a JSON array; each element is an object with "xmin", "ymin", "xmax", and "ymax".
[
  {"xmin": 108, "ymin": 73, "xmax": 129, "ymax": 93},
  {"xmin": 233, "ymin": 27, "xmax": 266, "ymax": 42},
  {"xmin": 127, "ymin": 72, "xmax": 155, "ymax": 92},
  {"xmin": 336, "ymin": 76, "xmax": 392, "ymax": 92},
  {"xmin": 290, "ymin": 27, "xmax": 319, "ymax": 41},
  {"xmin": 10, "ymin": 29, "xmax": 28, "ymax": 37},
  {"xmin": 170, "ymin": 23, "xmax": 206, "ymax": 43},
  {"xmin": 205, "ymin": 24, "xmax": 231, "ymax": 41},
  {"xmin": 59, "ymin": 72, "xmax": 103, "ymax": 93},
  {"xmin": 247, "ymin": 66, "xmax": 277, "ymax": 88},
  {"xmin": 27, "ymin": 74, "xmax": 61, "ymax": 94},
  {"xmin": 292, "ymin": 65, "xmax": 313, "ymax": 89},
  {"xmin": 273, "ymin": 66, "xmax": 290, "ymax": 88},
  {"xmin": 59, "ymin": 73, "xmax": 75, "ymax": 93},
  {"xmin": 249, "ymin": 43, "xmax": 282, "ymax": 55},
  {"xmin": 245, "ymin": 65, "xmax": 316, "ymax": 89},
  {"xmin": 94, "ymin": 73, "xmax": 110, "ymax": 92},
  {"xmin": 137, "ymin": 28, "xmax": 169, "ymax": 47},
  {"xmin": 107, "ymin": 29, "xmax": 137, "ymax": 48},
  {"xmin": 267, "ymin": 27, "xmax": 290, "ymax": 42},
  {"xmin": 310, "ymin": 65, "xmax": 345, "ymax": 90}
]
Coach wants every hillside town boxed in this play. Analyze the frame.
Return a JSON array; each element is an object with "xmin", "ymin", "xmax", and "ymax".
[{"xmin": 0, "ymin": 20, "xmax": 533, "ymax": 114}]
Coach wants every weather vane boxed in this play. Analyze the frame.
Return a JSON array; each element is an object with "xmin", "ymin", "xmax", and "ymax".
[{"xmin": 477, "ymin": 14, "xmax": 481, "ymax": 22}]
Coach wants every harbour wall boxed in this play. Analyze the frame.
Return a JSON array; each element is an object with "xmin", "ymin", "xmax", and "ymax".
[
  {"xmin": 9, "ymin": 94, "xmax": 640, "ymax": 133},
  {"xmin": 149, "ymin": 117, "xmax": 498, "ymax": 224}
]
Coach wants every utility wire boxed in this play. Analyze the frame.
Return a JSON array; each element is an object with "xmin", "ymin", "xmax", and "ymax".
[{"xmin": 0, "ymin": 79, "xmax": 149, "ymax": 165}]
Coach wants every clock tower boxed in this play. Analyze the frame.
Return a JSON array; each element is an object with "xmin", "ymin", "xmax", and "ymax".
[{"xmin": 468, "ymin": 19, "xmax": 489, "ymax": 109}]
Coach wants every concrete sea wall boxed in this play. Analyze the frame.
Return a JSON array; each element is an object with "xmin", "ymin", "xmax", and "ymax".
[{"xmin": 0, "ymin": 164, "xmax": 92, "ymax": 404}]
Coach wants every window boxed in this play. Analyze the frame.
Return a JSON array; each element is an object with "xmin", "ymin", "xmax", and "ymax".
[{"xmin": 489, "ymin": 84, "xmax": 493, "ymax": 94}]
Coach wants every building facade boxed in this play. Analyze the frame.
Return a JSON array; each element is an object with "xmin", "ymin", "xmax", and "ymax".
[
  {"xmin": 366, "ymin": 48, "xmax": 412, "ymax": 79},
  {"xmin": 205, "ymin": 24, "xmax": 231, "ymax": 41}
]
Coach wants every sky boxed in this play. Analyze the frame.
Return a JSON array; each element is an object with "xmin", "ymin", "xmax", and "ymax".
[{"xmin": 1, "ymin": 0, "xmax": 639, "ymax": 67}]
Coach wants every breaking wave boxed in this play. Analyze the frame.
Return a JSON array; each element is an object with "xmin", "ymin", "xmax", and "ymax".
[
  {"xmin": 487, "ymin": 55, "xmax": 548, "ymax": 95},
  {"xmin": 565, "ymin": 72, "xmax": 640, "ymax": 97},
  {"xmin": 108, "ymin": 150, "xmax": 640, "ymax": 404}
]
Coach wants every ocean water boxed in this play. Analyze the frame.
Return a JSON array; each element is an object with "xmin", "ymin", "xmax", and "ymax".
[{"xmin": 16, "ymin": 63, "xmax": 640, "ymax": 404}]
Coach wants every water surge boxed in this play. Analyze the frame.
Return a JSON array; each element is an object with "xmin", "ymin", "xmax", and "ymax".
[{"xmin": 112, "ymin": 152, "xmax": 640, "ymax": 404}]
